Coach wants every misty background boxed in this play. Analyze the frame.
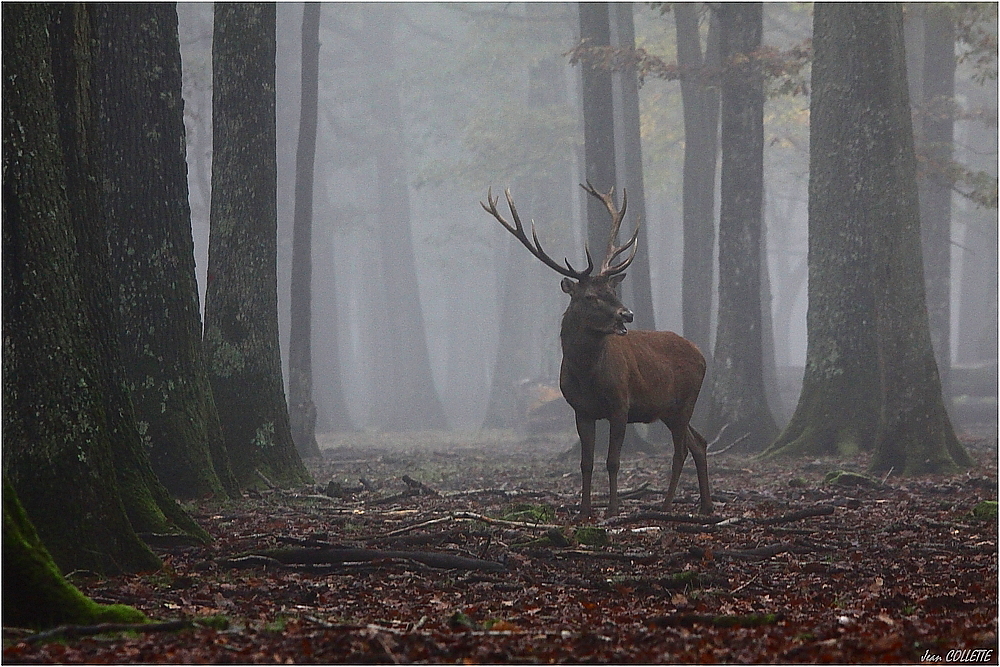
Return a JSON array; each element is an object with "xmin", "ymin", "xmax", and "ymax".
[{"xmin": 175, "ymin": 3, "xmax": 997, "ymax": 435}]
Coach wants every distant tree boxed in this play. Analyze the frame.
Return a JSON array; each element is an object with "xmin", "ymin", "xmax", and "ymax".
[
  {"xmin": 89, "ymin": 3, "xmax": 238, "ymax": 499},
  {"xmin": 706, "ymin": 3, "xmax": 779, "ymax": 450},
  {"xmin": 674, "ymin": 3, "xmax": 720, "ymax": 365},
  {"xmin": 766, "ymin": 3, "xmax": 971, "ymax": 474},
  {"xmin": 205, "ymin": 3, "xmax": 312, "ymax": 486},
  {"xmin": 579, "ymin": 2, "xmax": 618, "ymax": 254},
  {"xmin": 613, "ymin": 3, "xmax": 655, "ymax": 334},
  {"xmin": 288, "ymin": 3, "xmax": 327, "ymax": 457},
  {"xmin": 907, "ymin": 4, "xmax": 957, "ymax": 392},
  {"xmin": 364, "ymin": 4, "xmax": 449, "ymax": 431},
  {"xmin": 3, "ymin": 3, "xmax": 205, "ymax": 576}
]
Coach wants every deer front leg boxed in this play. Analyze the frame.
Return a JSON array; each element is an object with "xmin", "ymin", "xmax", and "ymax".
[
  {"xmin": 663, "ymin": 423, "xmax": 690, "ymax": 510},
  {"xmin": 606, "ymin": 417, "xmax": 627, "ymax": 516},
  {"xmin": 576, "ymin": 415, "xmax": 596, "ymax": 518},
  {"xmin": 688, "ymin": 425, "xmax": 713, "ymax": 515}
]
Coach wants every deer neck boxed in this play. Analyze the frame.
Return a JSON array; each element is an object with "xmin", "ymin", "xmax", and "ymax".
[{"xmin": 559, "ymin": 310, "xmax": 610, "ymax": 372}]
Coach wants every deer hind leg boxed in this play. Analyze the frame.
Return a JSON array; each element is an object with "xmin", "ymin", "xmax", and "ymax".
[
  {"xmin": 606, "ymin": 417, "xmax": 627, "ymax": 516},
  {"xmin": 687, "ymin": 425, "xmax": 713, "ymax": 515},
  {"xmin": 576, "ymin": 415, "xmax": 597, "ymax": 518},
  {"xmin": 663, "ymin": 422, "xmax": 690, "ymax": 510}
]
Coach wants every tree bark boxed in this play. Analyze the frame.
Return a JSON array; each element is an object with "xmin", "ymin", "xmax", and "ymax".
[
  {"xmin": 706, "ymin": 3, "xmax": 778, "ymax": 450},
  {"xmin": 675, "ymin": 3, "xmax": 720, "ymax": 363},
  {"xmin": 3, "ymin": 3, "xmax": 172, "ymax": 575},
  {"xmin": 3, "ymin": 478, "xmax": 146, "ymax": 630},
  {"xmin": 918, "ymin": 4, "xmax": 956, "ymax": 395},
  {"xmin": 288, "ymin": 3, "xmax": 329, "ymax": 456},
  {"xmin": 89, "ymin": 3, "xmax": 237, "ymax": 499},
  {"xmin": 613, "ymin": 2, "xmax": 655, "ymax": 333},
  {"xmin": 765, "ymin": 3, "xmax": 970, "ymax": 475},
  {"xmin": 205, "ymin": 3, "xmax": 312, "ymax": 487}
]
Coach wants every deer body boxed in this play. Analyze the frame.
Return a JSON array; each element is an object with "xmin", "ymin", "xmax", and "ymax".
[{"xmin": 483, "ymin": 184, "xmax": 713, "ymax": 518}]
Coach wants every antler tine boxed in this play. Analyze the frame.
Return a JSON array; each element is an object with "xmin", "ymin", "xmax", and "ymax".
[
  {"xmin": 580, "ymin": 182, "xmax": 640, "ymax": 276},
  {"xmin": 481, "ymin": 187, "xmax": 593, "ymax": 280}
]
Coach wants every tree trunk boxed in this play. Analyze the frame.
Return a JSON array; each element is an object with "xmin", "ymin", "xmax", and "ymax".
[
  {"xmin": 3, "ymin": 477, "xmax": 145, "ymax": 630},
  {"xmin": 288, "ymin": 3, "xmax": 329, "ymax": 456},
  {"xmin": 612, "ymin": 2, "xmax": 655, "ymax": 333},
  {"xmin": 918, "ymin": 4, "xmax": 956, "ymax": 395},
  {"xmin": 205, "ymin": 3, "xmax": 311, "ymax": 487},
  {"xmin": 706, "ymin": 3, "xmax": 778, "ymax": 451},
  {"xmin": 675, "ymin": 3, "xmax": 720, "ymax": 363},
  {"xmin": 365, "ymin": 5, "xmax": 449, "ymax": 432},
  {"xmin": 765, "ymin": 3, "xmax": 970, "ymax": 475},
  {"xmin": 89, "ymin": 3, "xmax": 237, "ymax": 500},
  {"xmin": 579, "ymin": 2, "xmax": 617, "ymax": 253},
  {"xmin": 3, "ymin": 3, "xmax": 166, "ymax": 575},
  {"xmin": 856, "ymin": 4, "xmax": 971, "ymax": 474}
]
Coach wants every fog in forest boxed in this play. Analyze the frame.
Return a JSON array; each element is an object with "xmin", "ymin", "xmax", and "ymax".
[{"xmin": 176, "ymin": 3, "xmax": 998, "ymax": 436}]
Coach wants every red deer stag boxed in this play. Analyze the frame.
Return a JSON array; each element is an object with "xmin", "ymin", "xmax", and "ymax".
[{"xmin": 482, "ymin": 183, "xmax": 712, "ymax": 517}]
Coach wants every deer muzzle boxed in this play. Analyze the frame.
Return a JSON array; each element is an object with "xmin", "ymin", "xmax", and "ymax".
[{"xmin": 615, "ymin": 308, "xmax": 634, "ymax": 335}]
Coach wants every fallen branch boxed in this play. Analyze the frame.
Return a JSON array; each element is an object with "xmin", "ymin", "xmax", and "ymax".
[
  {"xmin": 753, "ymin": 505, "xmax": 835, "ymax": 525},
  {"xmin": 561, "ymin": 549, "xmax": 658, "ymax": 563},
  {"xmin": 601, "ymin": 512, "xmax": 726, "ymax": 527},
  {"xmin": 706, "ymin": 433, "xmax": 750, "ymax": 457},
  {"xmin": 452, "ymin": 510, "xmax": 561, "ymax": 531},
  {"xmin": 20, "ymin": 620, "xmax": 193, "ymax": 645},
  {"xmin": 381, "ymin": 515, "xmax": 454, "ymax": 538},
  {"xmin": 689, "ymin": 542, "xmax": 808, "ymax": 561},
  {"xmin": 253, "ymin": 546, "xmax": 505, "ymax": 572}
]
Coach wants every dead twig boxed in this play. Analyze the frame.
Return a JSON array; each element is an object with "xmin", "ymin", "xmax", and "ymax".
[
  {"xmin": 452, "ymin": 510, "xmax": 562, "ymax": 531},
  {"xmin": 601, "ymin": 511, "xmax": 726, "ymax": 527},
  {"xmin": 706, "ymin": 432, "xmax": 750, "ymax": 457}
]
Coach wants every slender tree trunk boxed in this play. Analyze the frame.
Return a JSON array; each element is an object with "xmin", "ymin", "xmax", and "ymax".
[
  {"xmin": 288, "ymin": 3, "xmax": 326, "ymax": 457},
  {"xmin": 205, "ymin": 3, "xmax": 311, "ymax": 487},
  {"xmin": 89, "ymin": 3, "xmax": 237, "ymax": 499},
  {"xmin": 613, "ymin": 3, "xmax": 654, "ymax": 333},
  {"xmin": 579, "ymin": 2, "xmax": 617, "ymax": 254},
  {"xmin": 675, "ymin": 3, "xmax": 720, "ymax": 363},
  {"xmin": 918, "ymin": 5, "xmax": 956, "ymax": 395},
  {"xmin": 706, "ymin": 3, "xmax": 778, "ymax": 450},
  {"xmin": 366, "ymin": 5, "xmax": 449, "ymax": 432}
]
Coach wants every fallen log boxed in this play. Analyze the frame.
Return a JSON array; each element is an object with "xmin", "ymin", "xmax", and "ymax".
[
  {"xmin": 753, "ymin": 505, "xmax": 835, "ymax": 525},
  {"xmin": 253, "ymin": 546, "xmax": 506, "ymax": 572},
  {"xmin": 19, "ymin": 620, "xmax": 194, "ymax": 645}
]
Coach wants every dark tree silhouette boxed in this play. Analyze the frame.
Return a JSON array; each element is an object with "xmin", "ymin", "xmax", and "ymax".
[
  {"xmin": 90, "ymin": 3, "xmax": 237, "ymax": 499},
  {"xmin": 3, "ymin": 3, "xmax": 204, "ymax": 577},
  {"xmin": 205, "ymin": 3, "xmax": 311, "ymax": 487},
  {"xmin": 675, "ymin": 3, "xmax": 720, "ymax": 365},
  {"xmin": 288, "ymin": 3, "xmax": 328, "ymax": 457},
  {"xmin": 706, "ymin": 3, "xmax": 779, "ymax": 450}
]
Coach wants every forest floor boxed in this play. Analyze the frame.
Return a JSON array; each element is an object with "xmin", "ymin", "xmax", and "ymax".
[{"xmin": 4, "ymin": 425, "xmax": 998, "ymax": 664}]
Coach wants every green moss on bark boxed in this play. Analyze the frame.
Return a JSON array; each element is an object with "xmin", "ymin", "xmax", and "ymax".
[{"xmin": 3, "ymin": 478, "xmax": 146, "ymax": 630}]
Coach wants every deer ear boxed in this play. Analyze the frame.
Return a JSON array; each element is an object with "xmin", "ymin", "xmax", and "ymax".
[
  {"xmin": 561, "ymin": 278, "xmax": 577, "ymax": 294},
  {"xmin": 608, "ymin": 273, "xmax": 626, "ymax": 289}
]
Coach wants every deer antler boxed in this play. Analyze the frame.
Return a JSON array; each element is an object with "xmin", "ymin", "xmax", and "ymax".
[
  {"xmin": 481, "ymin": 188, "xmax": 594, "ymax": 279},
  {"xmin": 580, "ymin": 181, "xmax": 640, "ymax": 276}
]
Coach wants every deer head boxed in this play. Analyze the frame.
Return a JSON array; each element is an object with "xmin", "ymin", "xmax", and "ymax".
[{"xmin": 481, "ymin": 182, "xmax": 640, "ymax": 336}]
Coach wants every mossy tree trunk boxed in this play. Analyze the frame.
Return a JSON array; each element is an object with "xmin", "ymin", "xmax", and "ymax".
[
  {"xmin": 764, "ymin": 4, "xmax": 970, "ymax": 475},
  {"xmin": 205, "ymin": 3, "xmax": 311, "ymax": 487},
  {"xmin": 3, "ymin": 3, "xmax": 189, "ymax": 576},
  {"xmin": 706, "ymin": 3, "xmax": 778, "ymax": 451},
  {"xmin": 89, "ymin": 3, "xmax": 238, "ymax": 500},
  {"xmin": 3, "ymin": 478, "xmax": 145, "ymax": 630},
  {"xmin": 858, "ymin": 5, "xmax": 971, "ymax": 475}
]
